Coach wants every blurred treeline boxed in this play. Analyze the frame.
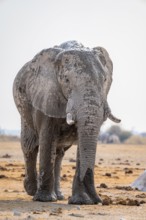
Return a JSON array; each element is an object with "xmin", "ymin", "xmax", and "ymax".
[
  {"xmin": 0, "ymin": 134, "xmax": 19, "ymax": 142},
  {"xmin": 100, "ymin": 125, "xmax": 146, "ymax": 145},
  {"xmin": 0, "ymin": 128, "xmax": 19, "ymax": 142}
]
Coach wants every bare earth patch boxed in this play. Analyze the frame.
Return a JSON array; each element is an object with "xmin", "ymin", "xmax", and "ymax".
[{"xmin": 0, "ymin": 142, "xmax": 146, "ymax": 219}]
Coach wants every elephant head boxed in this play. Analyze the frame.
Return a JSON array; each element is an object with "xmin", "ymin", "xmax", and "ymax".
[{"xmin": 28, "ymin": 41, "xmax": 120, "ymax": 182}]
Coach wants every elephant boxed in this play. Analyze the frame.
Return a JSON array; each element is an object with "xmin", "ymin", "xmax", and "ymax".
[
  {"xmin": 13, "ymin": 40, "xmax": 120, "ymax": 204},
  {"xmin": 131, "ymin": 171, "xmax": 146, "ymax": 192}
]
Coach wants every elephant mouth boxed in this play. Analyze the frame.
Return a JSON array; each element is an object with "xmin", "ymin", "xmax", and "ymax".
[{"xmin": 66, "ymin": 103, "xmax": 121, "ymax": 125}]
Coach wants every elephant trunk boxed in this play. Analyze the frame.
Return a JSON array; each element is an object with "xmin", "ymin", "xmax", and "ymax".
[
  {"xmin": 76, "ymin": 106, "xmax": 102, "ymax": 181},
  {"xmin": 78, "ymin": 133, "xmax": 97, "ymax": 181}
]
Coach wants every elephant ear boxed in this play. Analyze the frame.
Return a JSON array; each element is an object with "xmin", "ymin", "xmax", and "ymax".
[
  {"xmin": 92, "ymin": 47, "xmax": 113, "ymax": 74},
  {"xmin": 92, "ymin": 46, "xmax": 113, "ymax": 97},
  {"xmin": 28, "ymin": 48, "xmax": 67, "ymax": 118}
]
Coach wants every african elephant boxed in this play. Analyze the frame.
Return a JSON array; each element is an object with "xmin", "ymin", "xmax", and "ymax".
[{"xmin": 13, "ymin": 41, "xmax": 120, "ymax": 204}]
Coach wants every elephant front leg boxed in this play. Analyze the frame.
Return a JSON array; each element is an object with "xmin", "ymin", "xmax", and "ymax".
[
  {"xmin": 21, "ymin": 121, "xmax": 38, "ymax": 196},
  {"xmin": 33, "ymin": 130, "xmax": 57, "ymax": 202},
  {"xmin": 68, "ymin": 147, "xmax": 102, "ymax": 205},
  {"xmin": 23, "ymin": 147, "xmax": 38, "ymax": 196}
]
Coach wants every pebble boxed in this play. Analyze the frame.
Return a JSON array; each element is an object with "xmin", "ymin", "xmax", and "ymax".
[
  {"xmin": 100, "ymin": 183, "xmax": 108, "ymax": 188},
  {"xmin": 13, "ymin": 210, "xmax": 21, "ymax": 216},
  {"xmin": 76, "ymin": 206, "xmax": 81, "ymax": 210},
  {"xmin": 69, "ymin": 213, "xmax": 84, "ymax": 218}
]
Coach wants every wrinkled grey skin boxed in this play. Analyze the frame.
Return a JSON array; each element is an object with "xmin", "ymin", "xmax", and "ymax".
[{"xmin": 13, "ymin": 41, "xmax": 120, "ymax": 204}]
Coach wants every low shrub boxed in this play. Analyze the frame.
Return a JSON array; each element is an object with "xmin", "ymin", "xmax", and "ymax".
[{"xmin": 125, "ymin": 135, "xmax": 146, "ymax": 145}]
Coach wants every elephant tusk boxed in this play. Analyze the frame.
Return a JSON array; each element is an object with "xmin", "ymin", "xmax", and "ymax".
[
  {"xmin": 108, "ymin": 113, "xmax": 121, "ymax": 123},
  {"xmin": 66, "ymin": 113, "xmax": 75, "ymax": 125},
  {"xmin": 104, "ymin": 101, "xmax": 121, "ymax": 123}
]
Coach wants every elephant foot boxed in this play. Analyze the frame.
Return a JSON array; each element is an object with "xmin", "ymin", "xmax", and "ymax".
[
  {"xmin": 33, "ymin": 190, "xmax": 57, "ymax": 202},
  {"xmin": 24, "ymin": 177, "xmax": 37, "ymax": 196},
  {"xmin": 56, "ymin": 191, "xmax": 64, "ymax": 200},
  {"xmin": 89, "ymin": 194, "xmax": 102, "ymax": 204},
  {"xmin": 68, "ymin": 192, "xmax": 94, "ymax": 205}
]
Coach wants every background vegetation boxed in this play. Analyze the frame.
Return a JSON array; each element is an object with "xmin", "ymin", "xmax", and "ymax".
[
  {"xmin": 0, "ymin": 126, "xmax": 146, "ymax": 144},
  {"xmin": 100, "ymin": 125, "xmax": 146, "ymax": 145}
]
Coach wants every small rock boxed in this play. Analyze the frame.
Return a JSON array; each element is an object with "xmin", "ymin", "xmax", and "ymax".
[
  {"xmin": 4, "ymin": 189, "xmax": 8, "ymax": 192},
  {"xmin": 6, "ymin": 163, "xmax": 14, "ymax": 166},
  {"xmin": 140, "ymin": 200, "xmax": 146, "ymax": 204},
  {"xmin": 126, "ymin": 198, "xmax": 140, "ymax": 206},
  {"xmin": 116, "ymin": 158, "xmax": 121, "ymax": 161},
  {"xmin": 99, "ymin": 158, "xmax": 104, "ymax": 161},
  {"xmin": 50, "ymin": 207, "xmax": 62, "ymax": 215},
  {"xmin": 33, "ymin": 211, "xmax": 40, "ymax": 214},
  {"xmin": 115, "ymin": 186, "xmax": 133, "ymax": 191},
  {"xmin": 13, "ymin": 210, "xmax": 21, "ymax": 216},
  {"xmin": 69, "ymin": 213, "xmax": 84, "ymax": 218},
  {"xmin": 118, "ymin": 199, "xmax": 127, "ymax": 205},
  {"xmin": 105, "ymin": 173, "xmax": 111, "ymax": 177},
  {"xmin": 76, "ymin": 206, "xmax": 81, "ymax": 210},
  {"xmin": 26, "ymin": 215, "xmax": 34, "ymax": 219},
  {"xmin": 0, "ymin": 175, "xmax": 7, "ymax": 179},
  {"xmin": 125, "ymin": 169, "xmax": 133, "ymax": 174},
  {"xmin": 97, "ymin": 202, "xmax": 103, "ymax": 206},
  {"xmin": 136, "ymin": 193, "xmax": 146, "ymax": 198},
  {"xmin": 0, "ymin": 166, "xmax": 7, "ymax": 171},
  {"xmin": 102, "ymin": 198, "xmax": 112, "ymax": 205},
  {"xmin": 13, "ymin": 190, "xmax": 19, "ymax": 193},
  {"xmin": 61, "ymin": 176, "xmax": 68, "ymax": 181},
  {"xmin": 113, "ymin": 176, "xmax": 119, "ymax": 179},
  {"xmin": 69, "ymin": 158, "xmax": 76, "ymax": 162},
  {"xmin": 120, "ymin": 162, "xmax": 130, "ymax": 165},
  {"xmin": 102, "ymin": 195, "xmax": 112, "ymax": 205},
  {"xmin": 2, "ymin": 154, "xmax": 11, "ymax": 158},
  {"xmin": 116, "ymin": 198, "xmax": 140, "ymax": 206},
  {"xmin": 100, "ymin": 183, "xmax": 108, "ymax": 188},
  {"xmin": 56, "ymin": 207, "xmax": 62, "ymax": 214}
]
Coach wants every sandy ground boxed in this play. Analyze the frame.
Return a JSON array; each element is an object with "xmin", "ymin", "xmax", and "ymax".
[{"xmin": 0, "ymin": 142, "xmax": 146, "ymax": 220}]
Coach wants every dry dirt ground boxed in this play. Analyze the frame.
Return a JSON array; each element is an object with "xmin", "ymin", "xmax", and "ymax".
[{"xmin": 0, "ymin": 142, "xmax": 146, "ymax": 220}]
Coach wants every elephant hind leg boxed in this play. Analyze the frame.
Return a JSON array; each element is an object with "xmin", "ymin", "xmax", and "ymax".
[
  {"xmin": 21, "ymin": 120, "xmax": 38, "ymax": 196},
  {"xmin": 54, "ymin": 145, "xmax": 72, "ymax": 200},
  {"xmin": 54, "ymin": 148, "xmax": 65, "ymax": 200}
]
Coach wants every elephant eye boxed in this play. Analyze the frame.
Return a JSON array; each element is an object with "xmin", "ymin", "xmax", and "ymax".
[
  {"xmin": 101, "ymin": 73, "xmax": 106, "ymax": 82},
  {"xmin": 65, "ymin": 58, "xmax": 69, "ymax": 63}
]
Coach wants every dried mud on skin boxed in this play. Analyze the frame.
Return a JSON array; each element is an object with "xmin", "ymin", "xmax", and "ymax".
[{"xmin": 0, "ymin": 143, "xmax": 146, "ymax": 219}]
